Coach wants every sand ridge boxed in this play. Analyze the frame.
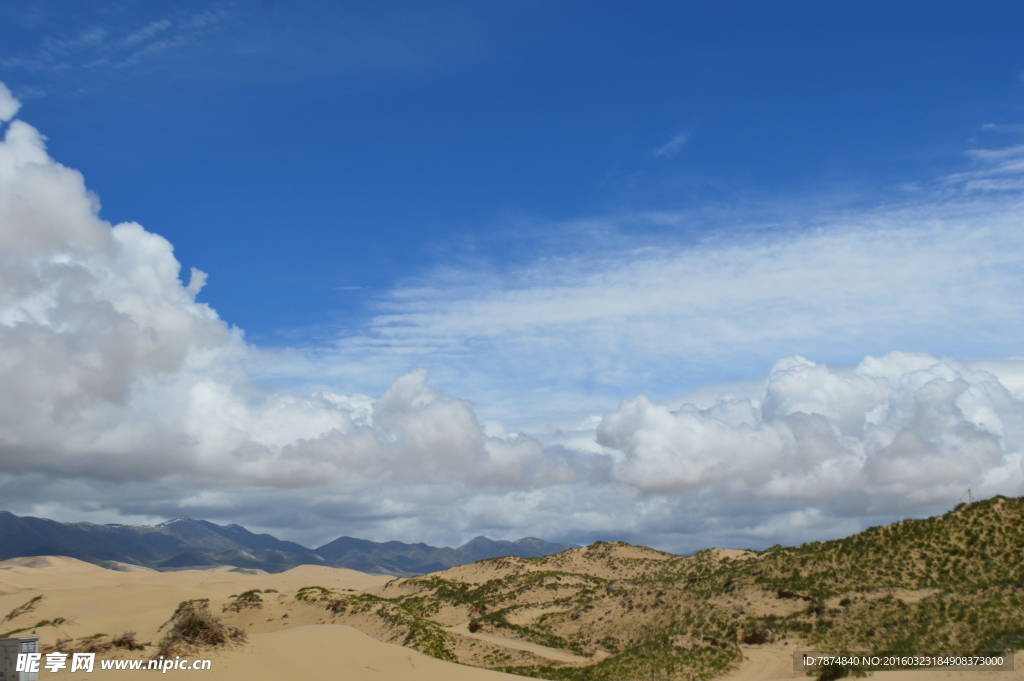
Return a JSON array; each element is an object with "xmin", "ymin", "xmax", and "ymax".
[
  {"xmin": 0, "ymin": 557, "xmax": 526, "ymax": 680},
  {"xmin": 710, "ymin": 549, "xmax": 758, "ymax": 562},
  {"xmin": 2, "ymin": 552, "xmax": 1021, "ymax": 681},
  {"xmin": 0, "ymin": 556, "xmax": 108, "ymax": 573}
]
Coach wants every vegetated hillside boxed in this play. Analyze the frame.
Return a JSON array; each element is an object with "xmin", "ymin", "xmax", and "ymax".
[{"xmin": 281, "ymin": 496, "xmax": 1024, "ymax": 681}]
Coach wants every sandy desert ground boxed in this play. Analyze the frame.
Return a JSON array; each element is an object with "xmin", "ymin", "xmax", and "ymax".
[
  {"xmin": 0, "ymin": 556, "xmax": 1019, "ymax": 681},
  {"xmin": 0, "ymin": 556, "xmax": 519, "ymax": 680}
]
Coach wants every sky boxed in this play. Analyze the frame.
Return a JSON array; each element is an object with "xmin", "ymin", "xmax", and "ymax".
[{"xmin": 0, "ymin": 0, "xmax": 1023, "ymax": 552}]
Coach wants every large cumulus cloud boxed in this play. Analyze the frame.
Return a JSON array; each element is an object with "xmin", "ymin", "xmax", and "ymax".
[
  {"xmin": 1, "ymin": 82, "xmax": 1023, "ymax": 551},
  {"xmin": 600, "ymin": 353, "xmax": 1024, "ymax": 512},
  {"xmin": 0, "ymin": 89, "xmax": 553, "ymax": 501}
]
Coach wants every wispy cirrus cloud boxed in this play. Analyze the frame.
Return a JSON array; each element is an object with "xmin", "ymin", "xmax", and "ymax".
[
  {"xmin": 940, "ymin": 143, "xmax": 1024, "ymax": 192},
  {"xmin": 297, "ymin": 185, "xmax": 1024, "ymax": 429},
  {"xmin": 0, "ymin": 9, "xmax": 230, "ymax": 74},
  {"xmin": 652, "ymin": 130, "xmax": 689, "ymax": 158}
]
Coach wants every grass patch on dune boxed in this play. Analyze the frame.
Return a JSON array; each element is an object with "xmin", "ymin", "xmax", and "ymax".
[
  {"xmin": 49, "ymin": 632, "xmax": 146, "ymax": 654},
  {"xmin": 3, "ymin": 595, "xmax": 43, "ymax": 623},
  {"xmin": 500, "ymin": 633, "xmax": 737, "ymax": 681},
  {"xmin": 223, "ymin": 589, "xmax": 264, "ymax": 612},
  {"xmin": 0, "ymin": 617, "xmax": 66, "ymax": 639},
  {"xmin": 296, "ymin": 586, "xmax": 457, "ymax": 662},
  {"xmin": 155, "ymin": 599, "xmax": 246, "ymax": 657}
]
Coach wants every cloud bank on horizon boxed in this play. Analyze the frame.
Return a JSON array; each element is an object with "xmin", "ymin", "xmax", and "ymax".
[{"xmin": 0, "ymin": 81, "xmax": 1023, "ymax": 551}]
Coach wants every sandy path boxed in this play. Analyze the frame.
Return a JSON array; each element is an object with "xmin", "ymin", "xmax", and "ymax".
[{"xmin": 446, "ymin": 622, "xmax": 591, "ymax": 663}]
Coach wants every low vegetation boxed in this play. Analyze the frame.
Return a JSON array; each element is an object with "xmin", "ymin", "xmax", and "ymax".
[
  {"xmin": 287, "ymin": 495, "xmax": 1022, "ymax": 681},
  {"xmin": 223, "ymin": 589, "xmax": 264, "ymax": 612},
  {"xmin": 48, "ymin": 632, "xmax": 146, "ymax": 654},
  {"xmin": 3, "ymin": 595, "xmax": 43, "ymax": 622},
  {"xmin": 295, "ymin": 586, "xmax": 457, "ymax": 661},
  {"xmin": 0, "ymin": 617, "xmax": 66, "ymax": 640},
  {"xmin": 155, "ymin": 599, "xmax": 246, "ymax": 657}
]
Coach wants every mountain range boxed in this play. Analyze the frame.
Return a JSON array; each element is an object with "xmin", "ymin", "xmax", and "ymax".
[{"xmin": 0, "ymin": 511, "xmax": 577, "ymax": 576}]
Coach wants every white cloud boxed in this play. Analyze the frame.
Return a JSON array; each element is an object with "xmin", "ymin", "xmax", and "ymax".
[
  {"xmin": 0, "ymin": 81, "xmax": 1022, "ymax": 552},
  {"xmin": 941, "ymin": 144, "xmax": 1024, "ymax": 191},
  {"xmin": 598, "ymin": 353, "xmax": 1024, "ymax": 512},
  {"xmin": 0, "ymin": 11, "xmax": 229, "ymax": 73},
  {"xmin": 306, "ymin": 181, "xmax": 1024, "ymax": 429},
  {"xmin": 0, "ymin": 83, "xmax": 21, "ymax": 122},
  {"xmin": 0, "ymin": 87, "xmax": 556, "ymax": 497},
  {"xmin": 652, "ymin": 131, "xmax": 689, "ymax": 158}
]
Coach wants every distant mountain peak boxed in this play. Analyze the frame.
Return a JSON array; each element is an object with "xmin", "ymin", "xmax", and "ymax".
[
  {"xmin": 461, "ymin": 536, "xmax": 495, "ymax": 546},
  {"xmin": 0, "ymin": 510, "xmax": 577, "ymax": 577}
]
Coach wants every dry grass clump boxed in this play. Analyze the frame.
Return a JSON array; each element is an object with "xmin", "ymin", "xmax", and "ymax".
[
  {"xmin": 47, "ymin": 632, "xmax": 145, "ymax": 654},
  {"xmin": 3, "ymin": 595, "xmax": 43, "ymax": 622},
  {"xmin": 110, "ymin": 632, "xmax": 146, "ymax": 651},
  {"xmin": 2, "ymin": 617, "xmax": 66, "ymax": 640},
  {"xmin": 156, "ymin": 599, "xmax": 246, "ymax": 657},
  {"xmin": 0, "ymin": 596, "xmax": 60, "ymax": 639},
  {"xmin": 222, "ymin": 589, "xmax": 264, "ymax": 612}
]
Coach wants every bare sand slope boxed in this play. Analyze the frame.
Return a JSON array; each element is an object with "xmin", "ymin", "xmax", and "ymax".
[
  {"xmin": 718, "ymin": 643, "xmax": 804, "ymax": 680},
  {"xmin": 719, "ymin": 642, "xmax": 1022, "ymax": 681},
  {"xmin": 0, "ymin": 556, "xmax": 108, "ymax": 576},
  {"xmin": 1, "ymin": 558, "xmax": 519, "ymax": 681},
  {"xmin": 206, "ymin": 625, "xmax": 521, "ymax": 681},
  {"xmin": 48, "ymin": 625, "xmax": 520, "ymax": 680},
  {"xmin": 1, "ymin": 558, "xmax": 390, "ymax": 645}
]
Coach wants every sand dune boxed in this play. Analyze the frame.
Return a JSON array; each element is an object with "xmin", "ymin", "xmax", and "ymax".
[
  {"xmin": 206, "ymin": 625, "xmax": 520, "ymax": 681},
  {"xmin": 42, "ymin": 625, "xmax": 520, "ymax": 680},
  {"xmin": 0, "ymin": 557, "xmax": 520, "ymax": 680},
  {"xmin": 0, "ymin": 556, "xmax": 108, "ymax": 573},
  {"xmin": 1, "ymin": 556, "xmax": 1019, "ymax": 681}
]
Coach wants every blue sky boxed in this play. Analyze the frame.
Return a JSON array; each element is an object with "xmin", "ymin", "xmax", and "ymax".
[{"xmin": 0, "ymin": 1, "xmax": 1023, "ymax": 550}]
